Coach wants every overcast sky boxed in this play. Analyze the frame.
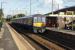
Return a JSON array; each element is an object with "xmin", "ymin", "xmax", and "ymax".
[{"xmin": 0, "ymin": 0, "xmax": 75, "ymax": 17}]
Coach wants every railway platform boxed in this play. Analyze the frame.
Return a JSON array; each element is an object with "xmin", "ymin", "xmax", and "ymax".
[
  {"xmin": 0, "ymin": 23, "xmax": 18, "ymax": 50},
  {"xmin": 46, "ymin": 27, "xmax": 75, "ymax": 35},
  {"xmin": 0, "ymin": 23, "xmax": 36, "ymax": 50}
]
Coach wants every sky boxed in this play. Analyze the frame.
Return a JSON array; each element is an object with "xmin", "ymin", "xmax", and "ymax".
[{"xmin": 0, "ymin": 0, "xmax": 75, "ymax": 18}]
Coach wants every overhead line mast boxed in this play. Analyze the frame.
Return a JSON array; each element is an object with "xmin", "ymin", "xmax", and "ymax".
[
  {"xmin": 30, "ymin": 0, "xmax": 31, "ymax": 15},
  {"xmin": 52, "ymin": 0, "xmax": 53, "ymax": 14}
]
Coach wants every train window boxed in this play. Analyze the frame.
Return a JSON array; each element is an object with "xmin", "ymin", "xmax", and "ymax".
[
  {"xmin": 34, "ymin": 17, "xmax": 45, "ymax": 23},
  {"xmin": 24, "ymin": 19, "xmax": 26, "ymax": 24},
  {"xmin": 37, "ymin": 17, "xmax": 42, "ymax": 22},
  {"xmin": 34, "ymin": 17, "xmax": 38, "ymax": 22},
  {"xmin": 27, "ymin": 18, "xmax": 32, "ymax": 25},
  {"xmin": 42, "ymin": 17, "xmax": 45, "ymax": 23},
  {"xmin": 26, "ymin": 18, "xmax": 28, "ymax": 24}
]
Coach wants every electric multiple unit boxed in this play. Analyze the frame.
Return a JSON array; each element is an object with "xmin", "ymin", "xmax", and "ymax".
[{"xmin": 12, "ymin": 14, "xmax": 46, "ymax": 33}]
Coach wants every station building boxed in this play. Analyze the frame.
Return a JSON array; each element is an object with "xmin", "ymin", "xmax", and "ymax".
[{"xmin": 45, "ymin": 6, "xmax": 75, "ymax": 29}]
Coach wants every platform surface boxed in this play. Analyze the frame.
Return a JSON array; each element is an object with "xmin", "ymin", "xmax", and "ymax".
[
  {"xmin": 0, "ymin": 24, "xmax": 18, "ymax": 50},
  {"xmin": 46, "ymin": 27, "xmax": 75, "ymax": 35}
]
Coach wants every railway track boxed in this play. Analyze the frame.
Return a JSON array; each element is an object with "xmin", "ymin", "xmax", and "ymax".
[
  {"xmin": 9, "ymin": 24, "xmax": 50, "ymax": 50},
  {"xmin": 10, "ymin": 23, "xmax": 75, "ymax": 50},
  {"xmin": 39, "ymin": 30, "xmax": 75, "ymax": 50},
  {"xmin": 37, "ymin": 30, "xmax": 75, "ymax": 50}
]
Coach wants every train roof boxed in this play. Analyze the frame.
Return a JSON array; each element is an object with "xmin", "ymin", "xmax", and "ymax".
[{"xmin": 13, "ymin": 14, "xmax": 46, "ymax": 20}]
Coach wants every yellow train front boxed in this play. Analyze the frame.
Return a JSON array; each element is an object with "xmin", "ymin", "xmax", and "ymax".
[{"xmin": 33, "ymin": 15, "xmax": 46, "ymax": 33}]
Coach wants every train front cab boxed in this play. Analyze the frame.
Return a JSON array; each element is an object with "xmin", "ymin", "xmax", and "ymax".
[{"xmin": 33, "ymin": 16, "xmax": 46, "ymax": 33}]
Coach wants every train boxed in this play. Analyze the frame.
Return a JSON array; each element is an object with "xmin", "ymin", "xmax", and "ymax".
[{"xmin": 11, "ymin": 14, "xmax": 46, "ymax": 33}]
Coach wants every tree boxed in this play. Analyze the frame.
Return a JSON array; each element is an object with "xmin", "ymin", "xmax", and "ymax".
[
  {"xmin": 0, "ymin": 9, "xmax": 4, "ymax": 29},
  {"xmin": 12, "ymin": 14, "xmax": 25, "ymax": 19},
  {"xmin": 0, "ymin": 9, "xmax": 4, "ymax": 19},
  {"xmin": 17, "ymin": 14, "xmax": 25, "ymax": 17},
  {"xmin": 13, "ymin": 15, "xmax": 17, "ymax": 18}
]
